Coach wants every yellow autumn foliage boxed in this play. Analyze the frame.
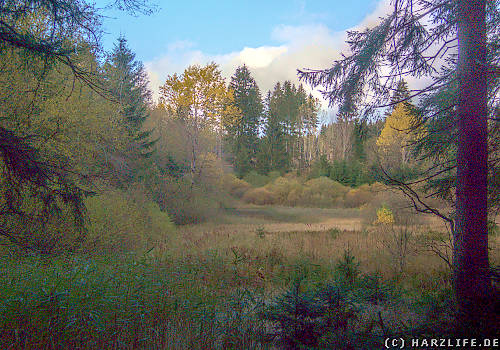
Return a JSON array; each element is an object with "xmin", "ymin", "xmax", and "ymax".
[
  {"xmin": 377, "ymin": 103, "xmax": 426, "ymax": 164},
  {"xmin": 374, "ymin": 205, "xmax": 395, "ymax": 225}
]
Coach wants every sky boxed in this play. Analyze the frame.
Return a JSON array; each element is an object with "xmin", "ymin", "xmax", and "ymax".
[{"xmin": 95, "ymin": 0, "xmax": 391, "ymax": 109}]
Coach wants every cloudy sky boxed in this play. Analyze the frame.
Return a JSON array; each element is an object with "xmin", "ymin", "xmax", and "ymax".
[{"xmin": 96, "ymin": 0, "xmax": 391, "ymax": 108}]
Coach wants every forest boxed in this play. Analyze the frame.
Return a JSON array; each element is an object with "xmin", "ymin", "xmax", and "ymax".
[{"xmin": 0, "ymin": 0, "xmax": 498, "ymax": 349}]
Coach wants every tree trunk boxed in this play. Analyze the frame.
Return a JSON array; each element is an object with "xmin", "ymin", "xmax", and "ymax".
[{"xmin": 454, "ymin": 0, "xmax": 491, "ymax": 327}]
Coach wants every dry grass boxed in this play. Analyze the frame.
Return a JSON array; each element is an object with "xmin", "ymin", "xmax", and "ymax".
[
  {"xmin": 2, "ymin": 204, "xmax": 498, "ymax": 348},
  {"xmin": 164, "ymin": 204, "xmax": 499, "ymax": 290}
]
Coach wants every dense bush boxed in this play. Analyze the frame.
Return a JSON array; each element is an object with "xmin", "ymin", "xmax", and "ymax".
[
  {"xmin": 150, "ymin": 153, "xmax": 229, "ymax": 225},
  {"xmin": 84, "ymin": 187, "xmax": 175, "ymax": 253},
  {"xmin": 0, "ymin": 193, "xmax": 85, "ymax": 255},
  {"xmin": 300, "ymin": 177, "xmax": 348, "ymax": 207},
  {"xmin": 242, "ymin": 187, "xmax": 278, "ymax": 205},
  {"xmin": 223, "ymin": 173, "xmax": 252, "ymax": 198},
  {"xmin": 241, "ymin": 176, "xmax": 350, "ymax": 208},
  {"xmin": 155, "ymin": 176, "xmax": 222, "ymax": 225},
  {"xmin": 259, "ymin": 253, "xmax": 395, "ymax": 349},
  {"xmin": 264, "ymin": 176, "xmax": 302, "ymax": 203},
  {"xmin": 243, "ymin": 170, "xmax": 271, "ymax": 188}
]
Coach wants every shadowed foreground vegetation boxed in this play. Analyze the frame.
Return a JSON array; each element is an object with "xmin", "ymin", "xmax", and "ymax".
[{"xmin": 1, "ymin": 206, "xmax": 498, "ymax": 349}]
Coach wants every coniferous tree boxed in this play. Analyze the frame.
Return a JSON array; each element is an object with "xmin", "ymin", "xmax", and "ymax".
[
  {"xmin": 262, "ymin": 83, "xmax": 290, "ymax": 172},
  {"xmin": 104, "ymin": 36, "xmax": 153, "ymax": 152},
  {"xmin": 227, "ymin": 65, "xmax": 263, "ymax": 176}
]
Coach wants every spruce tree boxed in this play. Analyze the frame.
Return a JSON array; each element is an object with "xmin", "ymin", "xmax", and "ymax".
[
  {"xmin": 264, "ymin": 83, "xmax": 290, "ymax": 172},
  {"xmin": 104, "ymin": 36, "xmax": 153, "ymax": 154},
  {"xmin": 228, "ymin": 65, "xmax": 263, "ymax": 176},
  {"xmin": 102, "ymin": 36, "xmax": 155, "ymax": 187}
]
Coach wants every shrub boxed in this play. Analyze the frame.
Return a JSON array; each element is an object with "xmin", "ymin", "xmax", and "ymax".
[
  {"xmin": 0, "ymin": 185, "xmax": 85, "ymax": 255},
  {"xmin": 343, "ymin": 184, "xmax": 374, "ymax": 208},
  {"xmin": 154, "ymin": 175, "xmax": 222, "ymax": 225},
  {"xmin": 243, "ymin": 171, "xmax": 270, "ymax": 188},
  {"xmin": 84, "ymin": 188, "xmax": 175, "ymax": 253},
  {"xmin": 197, "ymin": 152, "xmax": 224, "ymax": 192},
  {"xmin": 335, "ymin": 249, "xmax": 360, "ymax": 283},
  {"xmin": 268, "ymin": 170, "xmax": 282, "ymax": 181},
  {"xmin": 223, "ymin": 173, "xmax": 251, "ymax": 198},
  {"xmin": 259, "ymin": 278, "xmax": 324, "ymax": 349},
  {"xmin": 265, "ymin": 176, "xmax": 302, "ymax": 204},
  {"xmin": 242, "ymin": 187, "xmax": 278, "ymax": 205},
  {"xmin": 286, "ymin": 187, "xmax": 304, "ymax": 206},
  {"xmin": 300, "ymin": 177, "xmax": 348, "ymax": 207},
  {"xmin": 361, "ymin": 187, "xmax": 415, "ymax": 225},
  {"xmin": 373, "ymin": 205, "xmax": 395, "ymax": 225}
]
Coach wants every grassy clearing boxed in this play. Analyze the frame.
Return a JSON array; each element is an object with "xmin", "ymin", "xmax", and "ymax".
[
  {"xmin": 0, "ymin": 205, "xmax": 498, "ymax": 348},
  {"xmin": 215, "ymin": 205, "xmax": 362, "ymax": 225}
]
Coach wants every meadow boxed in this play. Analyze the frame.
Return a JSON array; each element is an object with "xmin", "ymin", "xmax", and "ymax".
[{"xmin": 1, "ymin": 202, "xmax": 497, "ymax": 349}]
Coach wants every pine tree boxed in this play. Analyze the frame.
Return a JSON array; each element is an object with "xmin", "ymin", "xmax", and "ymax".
[
  {"xmin": 227, "ymin": 65, "xmax": 263, "ymax": 176},
  {"xmin": 263, "ymin": 83, "xmax": 290, "ymax": 172},
  {"xmin": 104, "ymin": 36, "xmax": 153, "ymax": 147}
]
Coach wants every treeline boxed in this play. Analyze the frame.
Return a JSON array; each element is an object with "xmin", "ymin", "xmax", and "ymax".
[
  {"xmin": 149, "ymin": 62, "xmax": 427, "ymax": 216},
  {"xmin": 224, "ymin": 67, "xmax": 422, "ymax": 186},
  {"xmin": 0, "ymin": 4, "xmax": 426, "ymax": 254}
]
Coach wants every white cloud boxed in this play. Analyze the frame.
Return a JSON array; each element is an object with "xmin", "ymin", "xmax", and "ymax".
[
  {"xmin": 145, "ymin": 0, "xmax": 398, "ymax": 110},
  {"xmin": 237, "ymin": 46, "xmax": 288, "ymax": 68}
]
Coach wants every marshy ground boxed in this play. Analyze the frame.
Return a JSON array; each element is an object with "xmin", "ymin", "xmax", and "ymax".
[{"xmin": 1, "ymin": 204, "xmax": 498, "ymax": 349}]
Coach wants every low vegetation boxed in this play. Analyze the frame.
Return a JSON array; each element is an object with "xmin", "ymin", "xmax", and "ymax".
[{"xmin": 1, "ymin": 204, "xmax": 498, "ymax": 348}]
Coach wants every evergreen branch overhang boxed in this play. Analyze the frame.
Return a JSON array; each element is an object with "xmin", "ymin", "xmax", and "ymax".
[{"xmin": 297, "ymin": 0, "xmax": 498, "ymax": 116}]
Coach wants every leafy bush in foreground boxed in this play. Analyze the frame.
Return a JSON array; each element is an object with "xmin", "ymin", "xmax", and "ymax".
[{"xmin": 84, "ymin": 188, "xmax": 175, "ymax": 253}]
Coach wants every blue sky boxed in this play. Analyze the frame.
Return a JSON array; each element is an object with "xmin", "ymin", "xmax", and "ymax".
[
  {"xmin": 95, "ymin": 0, "xmax": 389, "ymax": 106},
  {"xmin": 97, "ymin": 0, "xmax": 380, "ymax": 61}
]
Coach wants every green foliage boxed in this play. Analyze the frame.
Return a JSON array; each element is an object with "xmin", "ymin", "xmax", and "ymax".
[
  {"xmin": 0, "ymin": 45, "xmax": 125, "ymax": 253},
  {"xmin": 309, "ymin": 155, "xmax": 332, "ymax": 178},
  {"xmin": 227, "ymin": 65, "xmax": 263, "ymax": 176},
  {"xmin": 255, "ymin": 226, "xmax": 266, "ymax": 239},
  {"xmin": 104, "ymin": 36, "xmax": 152, "ymax": 135},
  {"xmin": 242, "ymin": 170, "xmax": 270, "ymax": 188},
  {"xmin": 0, "ymin": 254, "xmax": 238, "ymax": 348},
  {"xmin": 259, "ymin": 260, "xmax": 398, "ymax": 349},
  {"xmin": 330, "ymin": 159, "xmax": 374, "ymax": 187},
  {"xmin": 84, "ymin": 188, "xmax": 175, "ymax": 253},
  {"xmin": 259, "ymin": 277, "xmax": 324, "ymax": 349},
  {"xmin": 257, "ymin": 81, "xmax": 320, "ymax": 174},
  {"xmin": 335, "ymin": 249, "xmax": 360, "ymax": 284}
]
